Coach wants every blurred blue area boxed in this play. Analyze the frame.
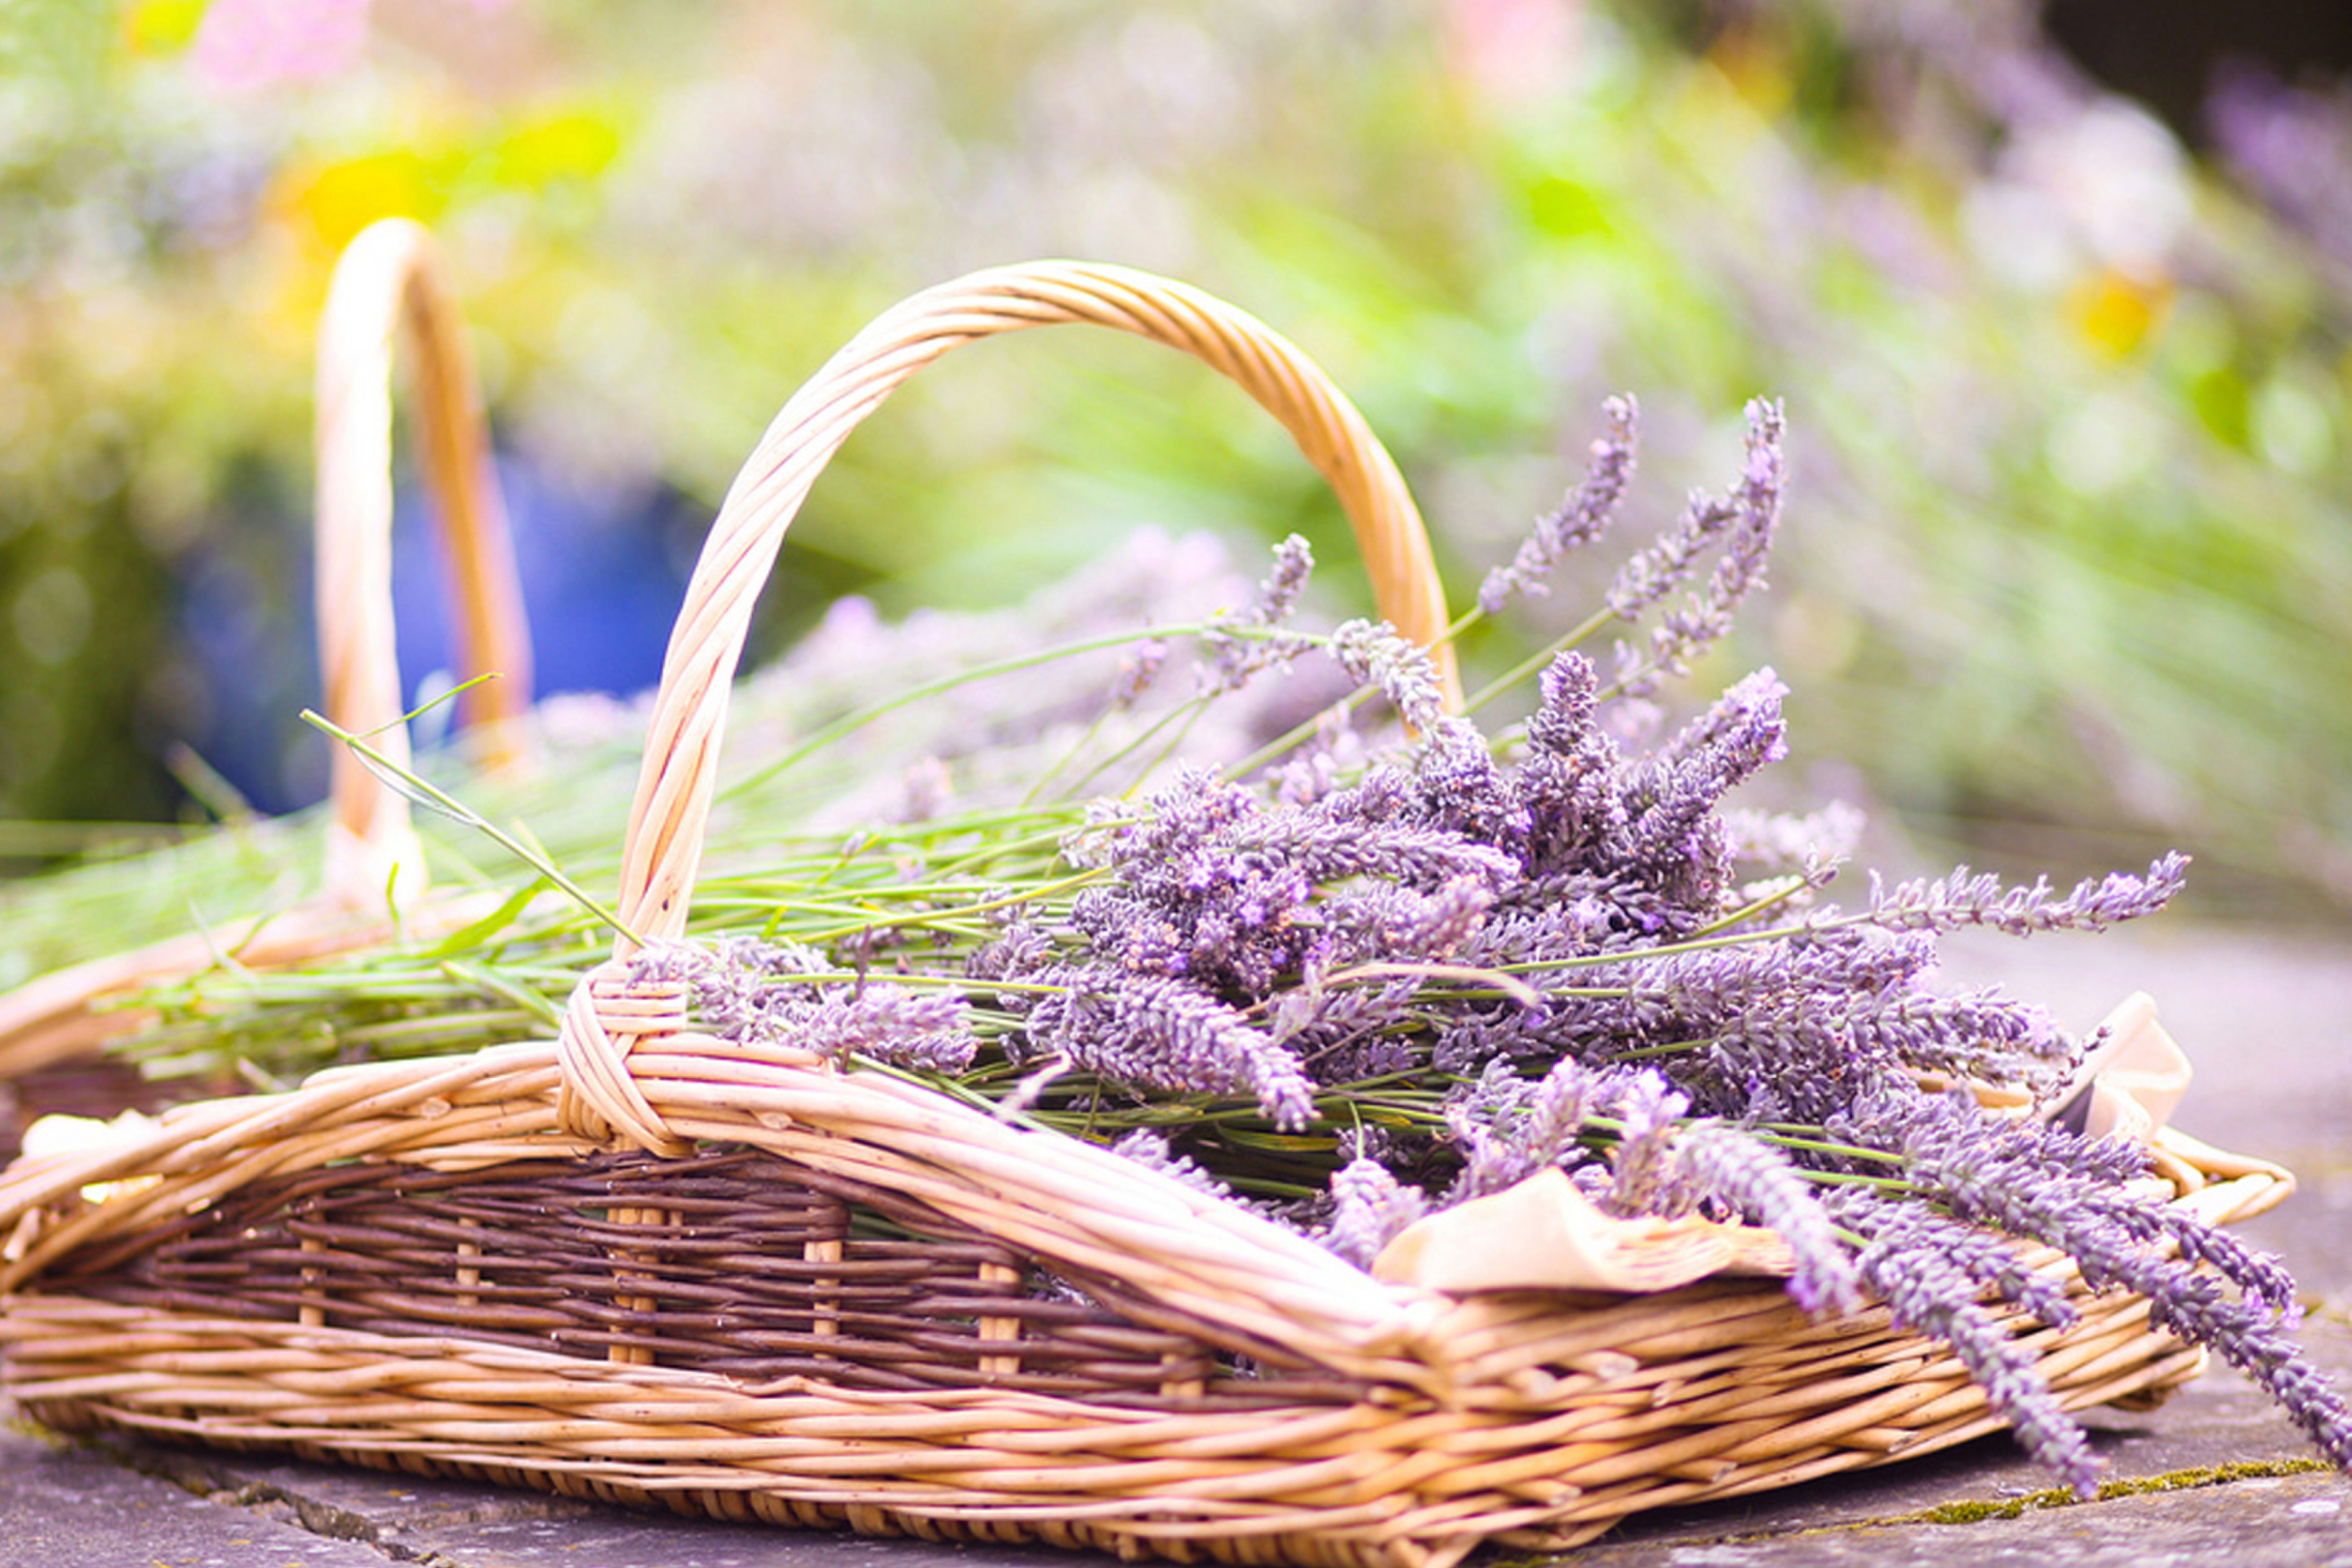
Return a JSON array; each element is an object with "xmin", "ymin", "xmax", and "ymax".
[{"xmin": 176, "ymin": 454, "xmax": 697, "ymax": 815}]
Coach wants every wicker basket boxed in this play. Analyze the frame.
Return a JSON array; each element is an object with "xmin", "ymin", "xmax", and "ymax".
[
  {"xmin": 0, "ymin": 216, "xmax": 529, "ymax": 1089},
  {"xmin": 0, "ymin": 262, "xmax": 2299, "ymax": 1568}
]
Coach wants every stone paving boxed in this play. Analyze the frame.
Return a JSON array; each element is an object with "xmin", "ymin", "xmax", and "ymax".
[{"xmin": 2, "ymin": 920, "xmax": 2347, "ymax": 1568}]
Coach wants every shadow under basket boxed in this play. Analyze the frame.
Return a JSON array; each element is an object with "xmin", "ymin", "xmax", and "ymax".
[{"xmin": 0, "ymin": 1031, "xmax": 2289, "ymax": 1568}]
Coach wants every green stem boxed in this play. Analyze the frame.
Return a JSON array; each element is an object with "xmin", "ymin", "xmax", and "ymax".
[
  {"xmin": 1462, "ymin": 605, "xmax": 1620, "ymax": 715},
  {"xmin": 301, "ymin": 709, "xmax": 641, "ymax": 946}
]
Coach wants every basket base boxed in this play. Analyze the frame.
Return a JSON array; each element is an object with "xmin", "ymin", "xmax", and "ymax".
[{"xmin": 3, "ymin": 1285, "xmax": 2211, "ymax": 1568}]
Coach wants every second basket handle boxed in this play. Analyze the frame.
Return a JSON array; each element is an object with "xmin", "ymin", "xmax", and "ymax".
[
  {"xmin": 607, "ymin": 260, "xmax": 1454, "ymax": 956},
  {"xmin": 314, "ymin": 217, "xmax": 533, "ymax": 910}
]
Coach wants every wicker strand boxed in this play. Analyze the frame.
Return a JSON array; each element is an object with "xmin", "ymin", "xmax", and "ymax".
[{"xmin": 555, "ymin": 960, "xmax": 693, "ymax": 1156}]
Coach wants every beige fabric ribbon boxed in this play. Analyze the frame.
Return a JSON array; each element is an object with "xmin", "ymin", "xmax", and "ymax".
[
  {"xmin": 1374, "ymin": 1168, "xmax": 1793, "ymax": 1294},
  {"xmin": 2049, "ymin": 991, "xmax": 2191, "ymax": 1146}
]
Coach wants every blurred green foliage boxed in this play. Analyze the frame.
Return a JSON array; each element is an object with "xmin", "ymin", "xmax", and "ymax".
[{"xmin": 1, "ymin": 0, "xmax": 2349, "ymax": 917}]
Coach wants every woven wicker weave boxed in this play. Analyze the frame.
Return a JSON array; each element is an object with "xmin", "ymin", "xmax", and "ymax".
[
  {"xmin": 0, "ymin": 262, "xmax": 2297, "ymax": 1568},
  {"xmin": 0, "ymin": 217, "xmax": 528, "ymax": 1088}
]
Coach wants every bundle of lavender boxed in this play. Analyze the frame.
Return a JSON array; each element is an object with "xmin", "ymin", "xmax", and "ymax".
[{"xmin": 112, "ymin": 396, "xmax": 2350, "ymax": 1498}]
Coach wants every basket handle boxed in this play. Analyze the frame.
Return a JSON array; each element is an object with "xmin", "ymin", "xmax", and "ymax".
[
  {"xmin": 606, "ymin": 260, "xmax": 1454, "ymax": 957},
  {"xmin": 314, "ymin": 218, "xmax": 533, "ymax": 910}
]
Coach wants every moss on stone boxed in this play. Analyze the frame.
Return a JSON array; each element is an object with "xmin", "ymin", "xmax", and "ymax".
[{"xmin": 1909, "ymin": 1459, "xmax": 2331, "ymax": 1525}]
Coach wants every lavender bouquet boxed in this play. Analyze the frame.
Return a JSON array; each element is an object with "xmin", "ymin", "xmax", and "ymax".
[{"xmin": 125, "ymin": 398, "xmax": 2351, "ymax": 1498}]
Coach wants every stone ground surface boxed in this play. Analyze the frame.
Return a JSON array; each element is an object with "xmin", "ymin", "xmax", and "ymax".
[{"xmin": 2, "ymin": 920, "xmax": 2346, "ymax": 1568}]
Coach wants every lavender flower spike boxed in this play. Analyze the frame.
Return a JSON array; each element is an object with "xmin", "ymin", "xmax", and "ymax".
[
  {"xmin": 1200, "ymin": 533, "xmax": 1316, "ymax": 693},
  {"xmin": 1480, "ymin": 394, "xmax": 1641, "ymax": 613},
  {"xmin": 1330, "ymin": 617, "xmax": 1452, "ymax": 736},
  {"xmin": 1603, "ymin": 399, "xmax": 1786, "ymax": 623},
  {"xmin": 1837, "ymin": 1188, "xmax": 2108, "ymax": 1496},
  {"xmin": 1611, "ymin": 399, "xmax": 1789, "ymax": 697},
  {"xmin": 1325, "ymin": 1156, "xmax": 1430, "ymax": 1268},
  {"xmin": 1673, "ymin": 1121, "xmax": 1862, "ymax": 1316},
  {"xmin": 1864, "ymin": 853, "xmax": 2191, "ymax": 937},
  {"xmin": 1027, "ymin": 973, "xmax": 1319, "ymax": 1129}
]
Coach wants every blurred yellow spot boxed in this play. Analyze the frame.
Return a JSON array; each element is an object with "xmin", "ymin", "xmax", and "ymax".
[
  {"xmin": 121, "ymin": 0, "xmax": 207, "ymax": 55},
  {"xmin": 496, "ymin": 110, "xmax": 622, "ymax": 189},
  {"xmin": 278, "ymin": 151, "xmax": 448, "ymax": 255},
  {"xmin": 2069, "ymin": 268, "xmax": 2170, "ymax": 358},
  {"xmin": 1527, "ymin": 175, "xmax": 1612, "ymax": 241}
]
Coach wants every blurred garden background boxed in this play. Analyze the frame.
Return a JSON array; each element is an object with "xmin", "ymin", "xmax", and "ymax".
[{"xmin": 3, "ymin": 0, "xmax": 2351, "ymax": 922}]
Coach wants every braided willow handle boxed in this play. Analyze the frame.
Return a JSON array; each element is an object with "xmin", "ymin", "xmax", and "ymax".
[
  {"xmin": 605, "ymin": 259, "xmax": 1456, "ymax": 956},
  {"xmin": 314, "ymin": 218, "xmax": 533, "ymax": 908}
]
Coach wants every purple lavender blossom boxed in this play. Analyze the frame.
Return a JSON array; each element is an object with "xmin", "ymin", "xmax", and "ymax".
[
  {"xmin": 688, "ymin": 937, "xmax": 977, "ymax": 1071},
  {"xmin": 1876, "ymin": 1093, "xmax": 2352, "ymax": 1469},
  {"xmin": 1200, "ymin": 534, "xmax": 1316, "ymax": 693},
  {"xmin": 1511, "ymin": 653, "xmax": 1628, "ymax": 880},
  {"xmin": 1109, "ymin": 1129, "xmax": 1239, "ymax": 1204},
  {"xmin": 1025, "ymin": 971, "xmax": 1318, "ymax": 1129},
  {"xmin": 1832, "ymin": 1189, "xmax": 2080, "ymax": 1332},
  {"xmin": 1606, "ymin": 399, "xmax": 1788, "ymax": 698},
  {"xmin": 1067, "ymin": 764, "xmax": 1518, "ymax": 995},
  {"xmin": 1329, "ymin": 617, "xmax": 1454, "ymax": 737},
  {"xmin": 1598, "ymin": 1068, "xmax": 1690, "ymax": 1215},
  {"xmin": 1478, "ymin": 394, "xmax": 1641, "ymax": 614},
  {"xmin": 1267, "ymin": 973, "xmax": 1424, "ymax": 1082},
  {"xmin": 1833, "ymin": 1187, "xmax": 2107, "ymax": 1495},
  {"xmin": 1615, "ymin": 667, "xmax": 1789, "ymax": 905},
  {"xmin": 1722, "ymin": 800, "xmax": 1866, "ymax": 873},
  {"xmin": 1860, "ymin": 854, "xmax": 2190, "ymax": 937},
  {"xmin": 1446, "ymin": 1057, "xmax": 1620, "ymax": 1200},
  {"xmin": 1111, "ymin": 637, "xmax": 1171, "ymax": 709},
  {"xmin": 1391, "ymin": 719, "xmax": 1531, "ymax": 853},
  {"xmin": 1651, "ymin": 667, "xmax": 1793, "ymax": 773},
  {"xmin": 1324, "ymin": 1156, "xmax": 1432, "ymax": 1267},
  {"xmin": 1672, "ymin": 1121, "xmax": 1861, "ymax": 1316}
]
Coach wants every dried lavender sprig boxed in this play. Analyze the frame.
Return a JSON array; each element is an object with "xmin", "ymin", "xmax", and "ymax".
[
  {"xmin": 1615, "ymin": 667, "xmax": 1789, "ymax": 902},
  {"xmin": 1863, "ymin": 854, "xmax": 2191, "ymax": 937},
  {"xmin": 1064, "ymin": 764, "xmax": 1518, "ymax": 995},
  {"xmin": 1608, "ymin": 399, "xmax": 1788, "ymax": 699},
  {"xmin": 1199, "ymin": 534, "xmax": 1316, "ymax": 693},
  {"xmin": 1271, "ymin": 973, "xmax": 1424, "ymax": 1083},
  {"xmin": 1650, "ymin": 666, "xmax": 1793, "ymax": 774},
  {"xmin": 1867, "ymin": 1092, "xmax": 2352, "ymax": 1470},
  {"xmin": 1602, "ymin": 399, "xmax": 1785, "ymax": 622},
  {"xmin": 1996, "ymin": 1201, "xmax": 2352, "ymax": 1473},
  {"xmin": 1478, "ymin": 394, "xmax": 1640, "ymax": 614},
  {"xmin": 2123, "ymin": 1268, "xmax": 2352, "ymax": 1471},
  {"xmin": 1110, "ymin": 1129, "xmax": 1240, "ymax": 1205},
  {"xmin": 1672, "ymin": 1120, "xmax": 1863, "ymax": 1316},
  {"xmin": 1446, "ymin": 1057, "xmax": 1624, "ymax": 1200},
  {"xmin": 1826, "ymin": 1187, "xmax": 2080, "ymax": 1333},
  {"xmin": 1492, "ymin": 850, "xmax": 2194, "ymax": 985},
  {"xmin": 1833, "ymin": 1187, "xmax": 2107, "ymax": 1495},
  {"xmin": 1324, "ymin": 1156, "xmax": 1431, "ymax": 1268},
  {"xmin": 1599, "ymin": 1068, "xmax": 1690, "ymax": 1215},
  {"xmin": 1110, "ymin": 637, "xmax": 1171, "ymax": 710},
  {"xmin": 1328, "ymin": 617, "xmax": 1454, "ymax": 737},
  {"xmin": 1721, "ymin": 800, "xmax": 1866, "ymax": 873},
  {"xmin": 686, "ymin": 937, "xmax": 977, "ymax": 1071},
  {"xmin": 1023, "ymin": 970, "xmax": 1318, "ymax": 1129}
]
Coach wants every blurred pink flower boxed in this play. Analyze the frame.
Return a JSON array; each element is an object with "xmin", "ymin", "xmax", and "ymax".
[
  {"xmin": 1447, "ymin": 0, "xmax": 1584, "ymax": 108},
  {"xmin": 194, "ymin": 0, "xmax": 370, "ymax": 91}
]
